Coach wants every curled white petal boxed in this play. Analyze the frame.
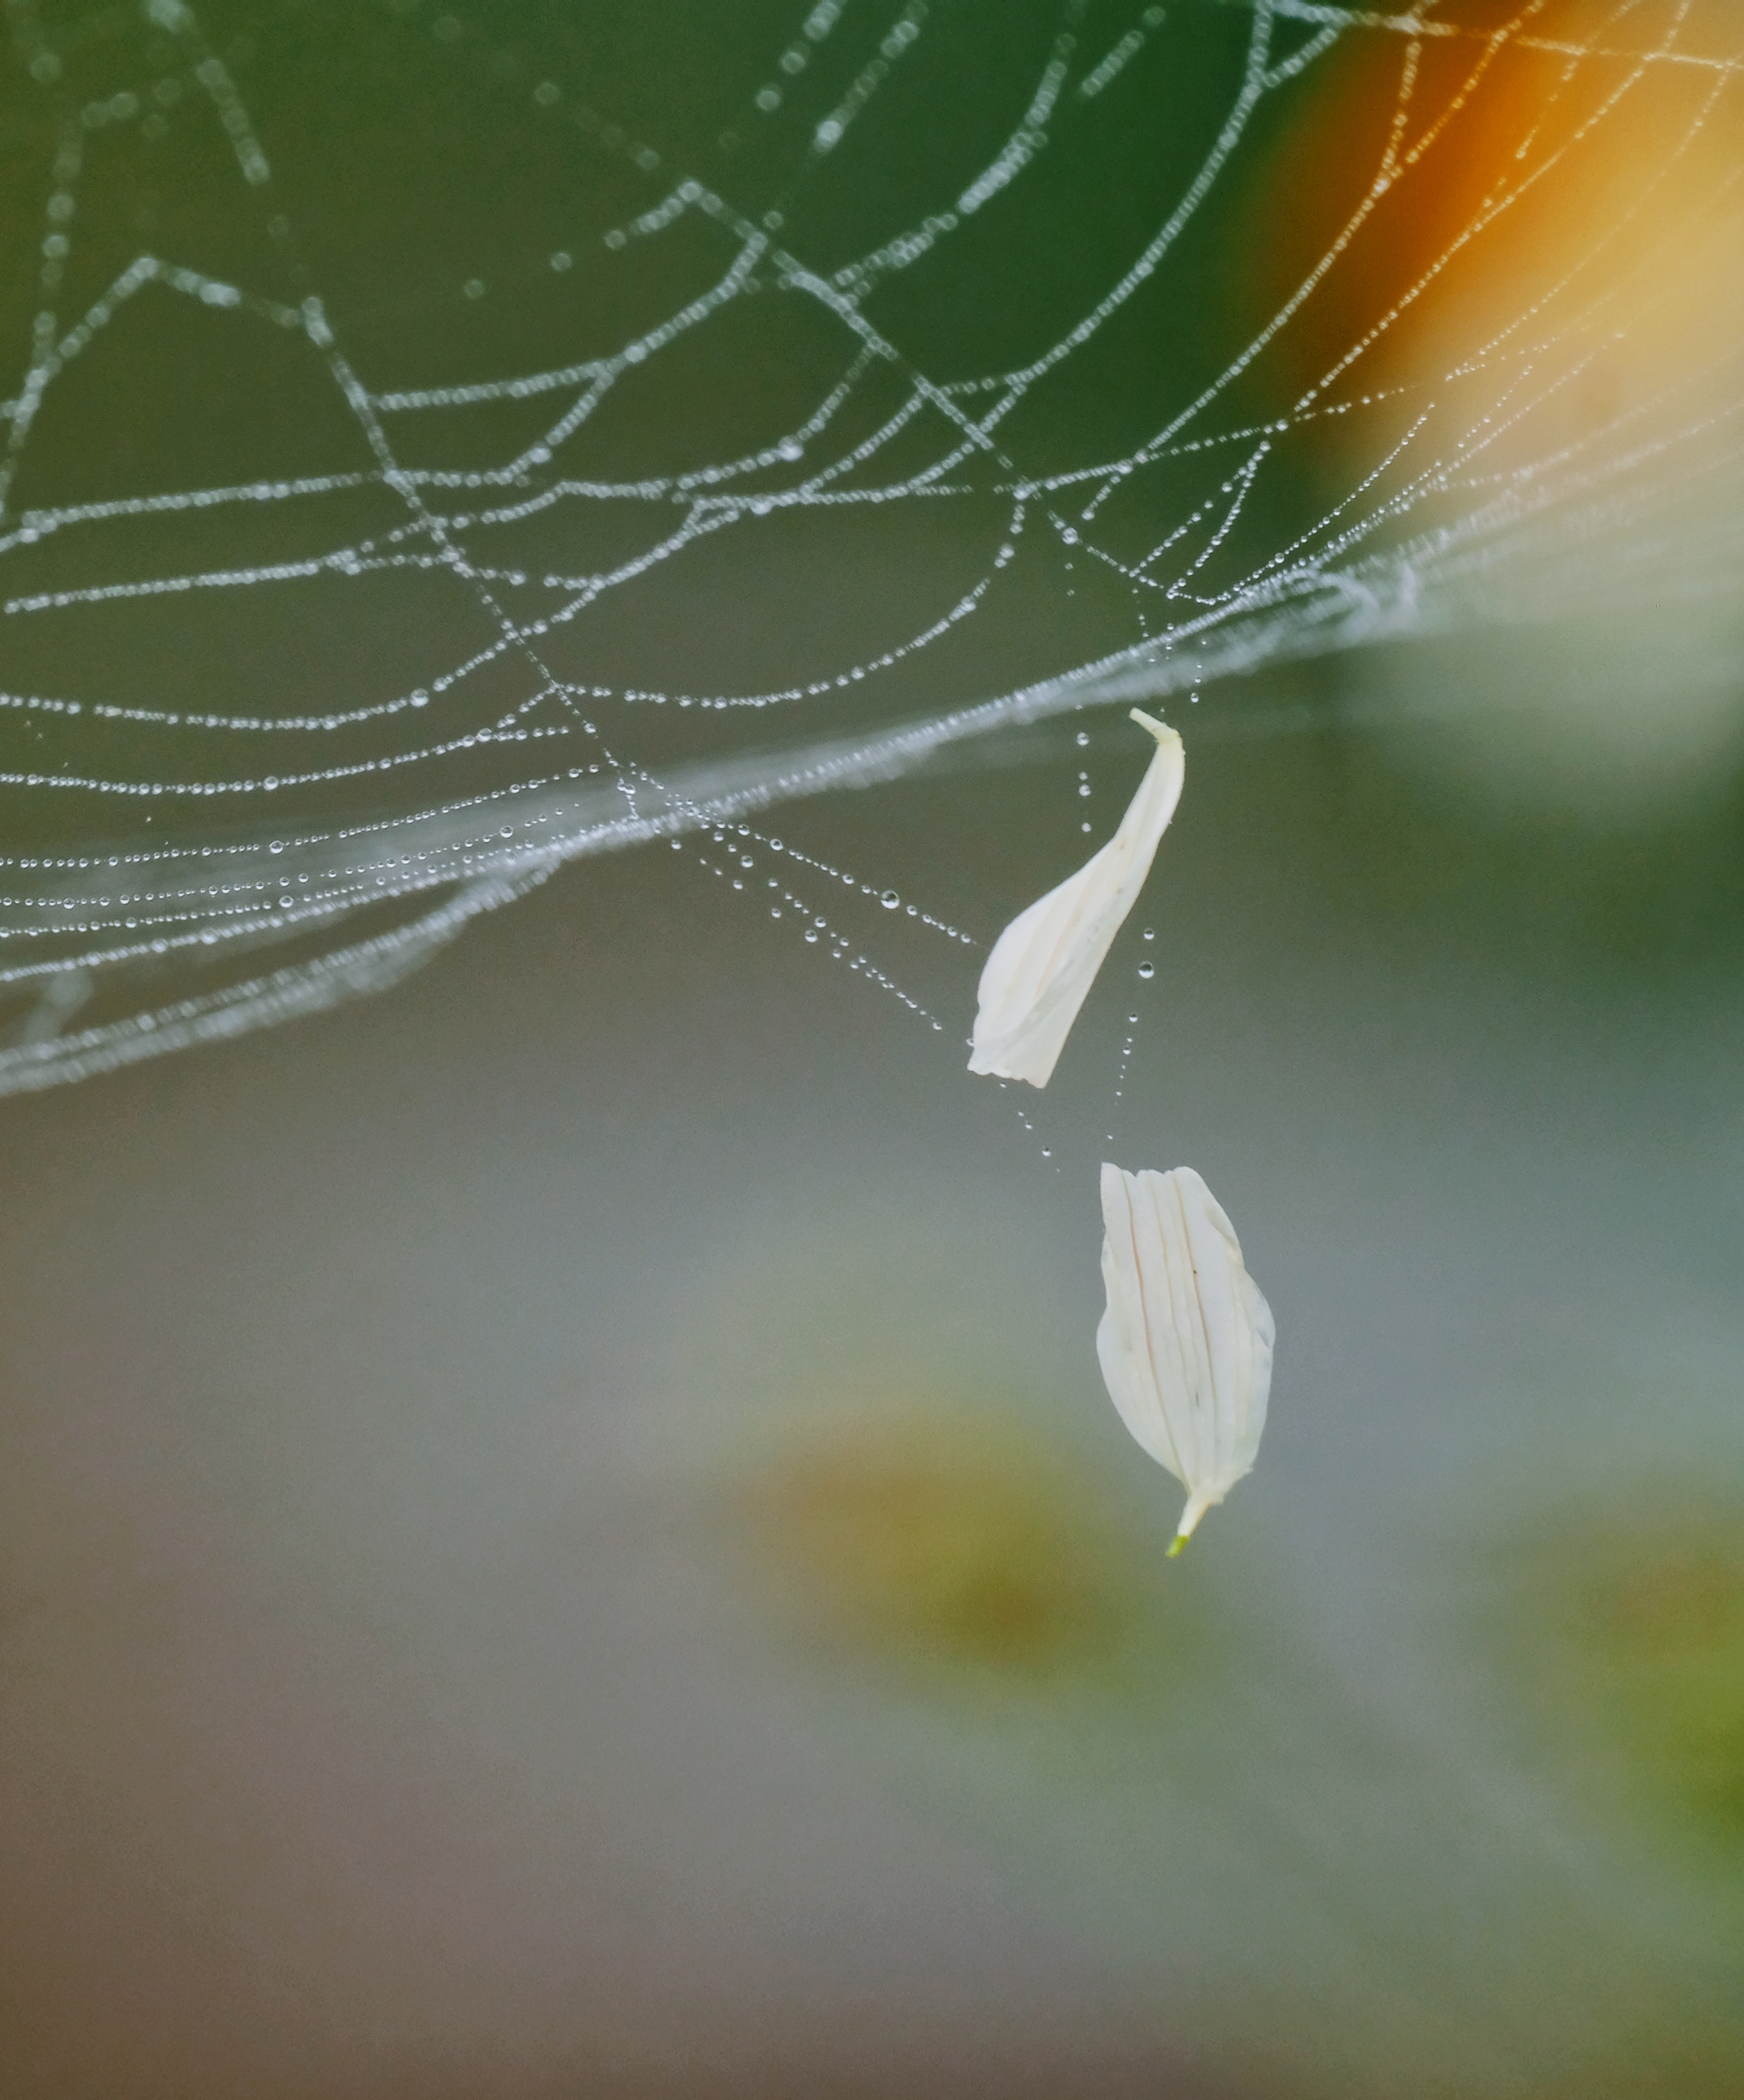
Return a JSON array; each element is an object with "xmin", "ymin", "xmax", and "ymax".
[
  {"xmin": 1095, "ymin": 1163, "xmax": 1274, "ymax": 1552},
  {"xmin": 968, "ymin": 709, "xmax": 1184, "ymax": 1088}
]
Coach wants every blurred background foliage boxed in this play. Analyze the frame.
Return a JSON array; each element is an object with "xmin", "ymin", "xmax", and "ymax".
[{"xmin": 1, "ymin": 3, "xmax": 1742, "ymax": 2097}]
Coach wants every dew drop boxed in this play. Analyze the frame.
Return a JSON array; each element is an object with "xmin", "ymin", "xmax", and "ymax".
[
  {"xmin": 1078, "ymin": 782, "xmax": 1091, "ymax": 797},
  {"xmin": 269, "ymin": 840, "xmax": 284, "ymax": 854},
  {"xmin": 1137, "ymin": 961, "xmax": 1155, "ymax": 980},
  {"xmin": 1142, "ymin": 927, "xmax": 1155, "ymax": 941},
  {"xmin": 1040, "ymin": 1147, "xmax": 1052, "ymax": 1158},
  {"xmin": 769, "ymin": 838, "xmax": 783, "ymax": 852},
  {"xmin": 1075, "ymin": 730, "xmax": 1089, "ymax": 747},
  {"xmin": 804, "ymin": 928, "xmax": 819, "ymax": 942},
  {"xmin": 881, "ymin": 889, "xmax": 899, "ymax": 909}
]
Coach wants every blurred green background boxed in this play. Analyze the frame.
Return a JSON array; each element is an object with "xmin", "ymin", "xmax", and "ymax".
[{"xmin": 2, "ymin": 4, "xmax": 1742, "ymax": 2096}]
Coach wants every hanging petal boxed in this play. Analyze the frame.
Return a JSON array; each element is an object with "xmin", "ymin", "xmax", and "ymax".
[
  {"xmin": 1095, "ymin": 1163, "xmax": 1274, "ymax": 1553},
  {"xmin": 968, "ymin": 709, "xmax": 1184, "ymax": 1088}
]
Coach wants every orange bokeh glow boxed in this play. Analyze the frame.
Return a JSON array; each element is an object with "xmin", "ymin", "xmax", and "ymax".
[{"xmin": 1240, "ymin": 1, "xmax": 1744, "ymax": 463}]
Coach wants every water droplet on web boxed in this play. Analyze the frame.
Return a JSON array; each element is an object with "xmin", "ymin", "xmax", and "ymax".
[
  {"xmin": 1142, "ymin": 927, "xmax": 1155, "ymax": 941},
  {"xmin": 1078, "ymin": 782, "xmax": 1091, "ymax": 797},
  {"xmin": 1137, "ymin": 961, "xmax": 1155, "ymax": 980},
  {"xmin": 1040, "ymin": 1147, "xmax": 1052, "ymax": 1158},
  {"xmin": 12, "ymin": 26, "xmax": 1686, "ymax": 1098}
]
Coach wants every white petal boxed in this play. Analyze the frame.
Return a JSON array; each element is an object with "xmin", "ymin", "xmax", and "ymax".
[
  {"xmin": 1095, "ymin": 1163, "xmax": 1274, "ymax": 1552},
  {"xmin": 968, "ymin": 710, "xmax": 1184, "ymax": 1088}
]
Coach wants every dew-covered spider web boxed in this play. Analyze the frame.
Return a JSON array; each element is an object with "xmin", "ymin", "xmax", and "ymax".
[{"xmin": 1, "ymin": 0, "xmax": 1741, "ymax": 1092}]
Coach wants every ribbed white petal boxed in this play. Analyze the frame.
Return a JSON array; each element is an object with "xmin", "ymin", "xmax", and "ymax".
[
  {"xmin": 1095, "ymin": 1163, "xmax": 1274, "ymax": 1552},
  {"xmin": 968, "ymin": 710, "xmax": 1184, "ymax": 1088}
]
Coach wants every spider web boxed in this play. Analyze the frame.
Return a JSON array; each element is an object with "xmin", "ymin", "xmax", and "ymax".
[{"xmin": 1, "ymin": 0, "xmax": 1740, "ymax": 1091}]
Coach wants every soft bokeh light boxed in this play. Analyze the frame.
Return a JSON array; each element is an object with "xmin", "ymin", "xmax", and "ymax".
[
  {"xmin": 2, "ymin": 6, "xmax": 1742, "ymax": 2097},
  {"xmin": 1240, "ymin": 0, "xmax": 1744, "ymax": 808}
]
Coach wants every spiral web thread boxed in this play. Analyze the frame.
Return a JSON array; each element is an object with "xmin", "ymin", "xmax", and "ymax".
[{"xmin": 1, "ymin": 0, "xmax": 1741, "ymax": 1091}]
